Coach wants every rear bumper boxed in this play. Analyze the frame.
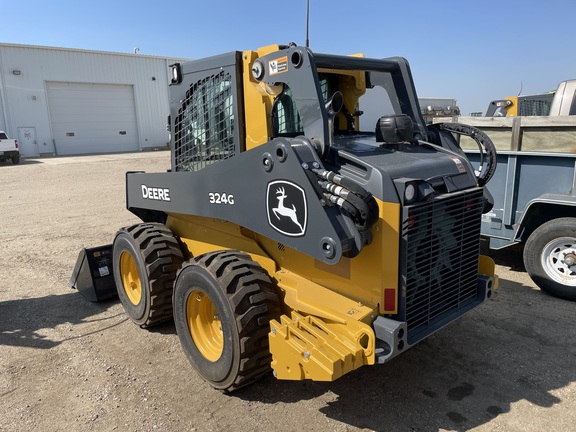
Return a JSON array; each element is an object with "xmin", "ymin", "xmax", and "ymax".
[
  {"xmin": 373, "ymin": 272, "xmax": 496, "ymax": 364},
  {"xmin": 0, "ymin": 150, "xmax": 19, "ymax": 157},
  {"xmin": 268, "ymin": 269, "xmax": 496, "ymax": 381}
]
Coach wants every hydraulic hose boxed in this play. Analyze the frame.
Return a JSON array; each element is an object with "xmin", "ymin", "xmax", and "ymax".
[
  {"xmin": 322, "ymin": 191, "xmax": 362, "ymax": 224},
  {"xmin": 430, "ymin": 123, "xmax": 497, "ymax": 186},
  {"xmin": 315, "ymin": 170, "xmax": 379, "ymax": 231},
  {"xmin": 313, "ymin": 169, "xmax": 368, "ymax": 198},
  {"xmin": 318, "ymin": 180, "xmax": 372, "ymax": 228}
]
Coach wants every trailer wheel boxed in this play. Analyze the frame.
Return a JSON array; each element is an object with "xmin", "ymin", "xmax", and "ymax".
[
  {"xmin": 11, "ymin": 155, "xmax": 20, "ymax": 164},
  {"xmin": 113, "ymin": 223, "xmax": 184, "ymax": 327},
  {"xmin": 173, "ymin": 250, "xmax": 280, "ymax": 392},
  {"xmin": 523, "ymin": 217, "xmax": 576, "ymax": 301}
]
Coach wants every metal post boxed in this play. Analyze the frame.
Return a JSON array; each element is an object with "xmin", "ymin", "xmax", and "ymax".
[{"xmin": 306, "ymin": 0, "xmax": 310, "ymax": 48}]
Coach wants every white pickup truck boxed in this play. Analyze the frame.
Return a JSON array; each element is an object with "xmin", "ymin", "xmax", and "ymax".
[{"xmin": 0, "ymin": 131, "xmax": 20, "ymax": 164}]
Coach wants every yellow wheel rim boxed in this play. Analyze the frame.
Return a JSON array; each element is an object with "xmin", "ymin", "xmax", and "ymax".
[
  {"xmin": 186, "ymin": 290, "xmax": 223, "ymax": 361},
  {"xmin": 119, "ymin": 251, "xmax": 142, "ymax": 305}
]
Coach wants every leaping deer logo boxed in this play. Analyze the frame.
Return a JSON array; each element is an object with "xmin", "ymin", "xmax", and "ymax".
[
  {"xmin": 273, "ymin": 187, "xmax": 304, "ymax": 232},
  {"xmin": 266, "ymin": 181, "xmax": 307, "ymax": 236}
]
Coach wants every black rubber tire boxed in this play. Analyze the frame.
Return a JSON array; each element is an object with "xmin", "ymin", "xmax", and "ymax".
[
  {"xmin": 11, "ymin": 155, "xmax": 20, "ymax": 164},
  {"xmin": 523, "ymin": 217, "xmax": 576, "ymax": 301},
  {"xmin": 173, "ymin": 250, "xmax": 280, "ymax": 392},
  {"xmin": 113, "ymin": 223, "xmax": 184, "ymax": 327}
]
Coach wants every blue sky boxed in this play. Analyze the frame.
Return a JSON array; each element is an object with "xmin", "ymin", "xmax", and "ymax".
[{"xmin": 1, "ymin": 0, "xmax": 574, "ymax": 115}]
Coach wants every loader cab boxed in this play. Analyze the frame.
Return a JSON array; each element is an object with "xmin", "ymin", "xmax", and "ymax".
[
  {"xmin": 485, "ymin": 94, "xmax": 554, "ymax": 117},
  {"xmin": 265, "ymin": 50, "xmax": 428, "ymax": 150},
  {"xmin": 169, "ymin": 46, "xmax": 428, "ymax": 173},
  {"xmin": 242, "ymin": 45, "xmax": 428, "ymax": 151}
]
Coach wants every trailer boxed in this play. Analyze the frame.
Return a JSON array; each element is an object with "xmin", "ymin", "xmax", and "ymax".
[{"xmin": 441, "ymin": 115, "xmax": 576, "ymax": 301}]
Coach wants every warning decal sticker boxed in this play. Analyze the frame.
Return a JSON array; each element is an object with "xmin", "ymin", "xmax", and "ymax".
[
  {"xmin": 268, "ymin": 56, "xmax": 288, "ymax": 75},
  {"xmin": 449, "ymin": 156, "xmax": 467, "ymax": 174}
]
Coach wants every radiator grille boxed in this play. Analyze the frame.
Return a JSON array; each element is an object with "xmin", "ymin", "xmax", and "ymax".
[
  {"xmin": 174, "ymin": 71, "xmax": 235, "ymax": 172},
  {"xmin": 402, "ymin": 188, "xmax": 484, "ymax": 344}
]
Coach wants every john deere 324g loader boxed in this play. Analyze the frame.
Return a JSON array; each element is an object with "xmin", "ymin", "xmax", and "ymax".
[{"xmin": 112, "ymin": 44, "xmax": 498, "ymax": 391}]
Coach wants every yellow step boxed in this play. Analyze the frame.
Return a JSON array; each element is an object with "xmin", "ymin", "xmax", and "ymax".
[{"xmin": 269, "ymin": 311, "xmax": 374, "ymax": 381}]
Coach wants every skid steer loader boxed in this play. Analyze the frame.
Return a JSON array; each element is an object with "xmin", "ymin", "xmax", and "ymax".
[{"xmin": 112, "ymin": 43, "xmax": 498, "ymax": 391}]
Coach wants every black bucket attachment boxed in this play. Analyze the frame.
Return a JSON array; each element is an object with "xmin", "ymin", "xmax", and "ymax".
[{"xmin": 69, "ymin": 245, "xmax": 117, "ymax": 301}]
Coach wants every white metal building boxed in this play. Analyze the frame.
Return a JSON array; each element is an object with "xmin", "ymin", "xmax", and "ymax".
[{"xmin": 0, "ymin": 43, "xmax": 187, "ymax": 157}]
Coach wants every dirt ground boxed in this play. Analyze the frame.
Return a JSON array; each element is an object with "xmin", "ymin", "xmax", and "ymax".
[{"xmin": 0, "ymin": 152, "xmax": 575, "ymax": 432}]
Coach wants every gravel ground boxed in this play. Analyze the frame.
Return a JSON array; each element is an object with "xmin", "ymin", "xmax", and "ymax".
[{"xmin": 0, "ymin": 152, "xmax": 575, "ymax": 432}]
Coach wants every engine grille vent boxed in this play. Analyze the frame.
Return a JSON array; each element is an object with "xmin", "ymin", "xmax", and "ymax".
[{"xmin": 401, "ymin": 188, "xmax": 484, "ymax": 344}]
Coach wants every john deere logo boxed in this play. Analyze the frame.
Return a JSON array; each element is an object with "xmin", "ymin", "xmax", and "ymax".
[{"xmin": 266, "ymin": 180, "xmax": 307, "ymax": 237}]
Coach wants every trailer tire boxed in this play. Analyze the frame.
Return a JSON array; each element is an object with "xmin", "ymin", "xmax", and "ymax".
[
  {"xmin": 173, "ymin": 250, "xmax": 280, "ymax": 392},
  {"xmin": 523, "ymin": 217, "xmax": 576, "ymax": 301},
  {"xmin": 113, "ymin": 223, "xmax": 184, "ymax": 327}
]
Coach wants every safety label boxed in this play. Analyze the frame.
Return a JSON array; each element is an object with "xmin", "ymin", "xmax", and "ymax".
[
  {"xmin": 269, "ymin": 56, "xmax": 288, "ymax": 75},
  {"xmin": 449, "ymin": 156, "xmax": 466, "ymax": 174}
]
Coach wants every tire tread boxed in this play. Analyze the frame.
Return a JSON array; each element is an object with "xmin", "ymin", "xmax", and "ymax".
[
  {"xmin": 181, "ymin": 250, "xmax": 280, "ymax": 391},
  {"xmin": 116, "ymin": 223, "xmax": 184, "ymax": 327},
  {"xmin": 523, "ymin": 217, "xmax": 576, "ymax": 301}
]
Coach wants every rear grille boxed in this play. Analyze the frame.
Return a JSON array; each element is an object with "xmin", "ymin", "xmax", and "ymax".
[{"xmin": 401, "ymin": 188, "xmax": 484, "ymax": 344}]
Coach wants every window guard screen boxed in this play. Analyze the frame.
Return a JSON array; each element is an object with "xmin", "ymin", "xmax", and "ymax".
[{"xmin": 174, "ymin": 71, "xmax": 235, "ymax": 172}]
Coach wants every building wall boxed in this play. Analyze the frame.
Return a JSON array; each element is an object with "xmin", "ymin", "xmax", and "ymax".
[{"xmin": 0, "ymin": 43, "xmax": 186, "ymax": 156}]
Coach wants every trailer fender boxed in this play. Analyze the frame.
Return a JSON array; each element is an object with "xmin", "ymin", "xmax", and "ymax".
[{"xmin": 516, "ymin": 194, "xmax": 576, "ymax": 242}]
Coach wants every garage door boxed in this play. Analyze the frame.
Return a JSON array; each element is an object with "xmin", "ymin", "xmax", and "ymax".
[{"xmin": 47, "ymin": 82, "xmax": 139, "ymax": 155}]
